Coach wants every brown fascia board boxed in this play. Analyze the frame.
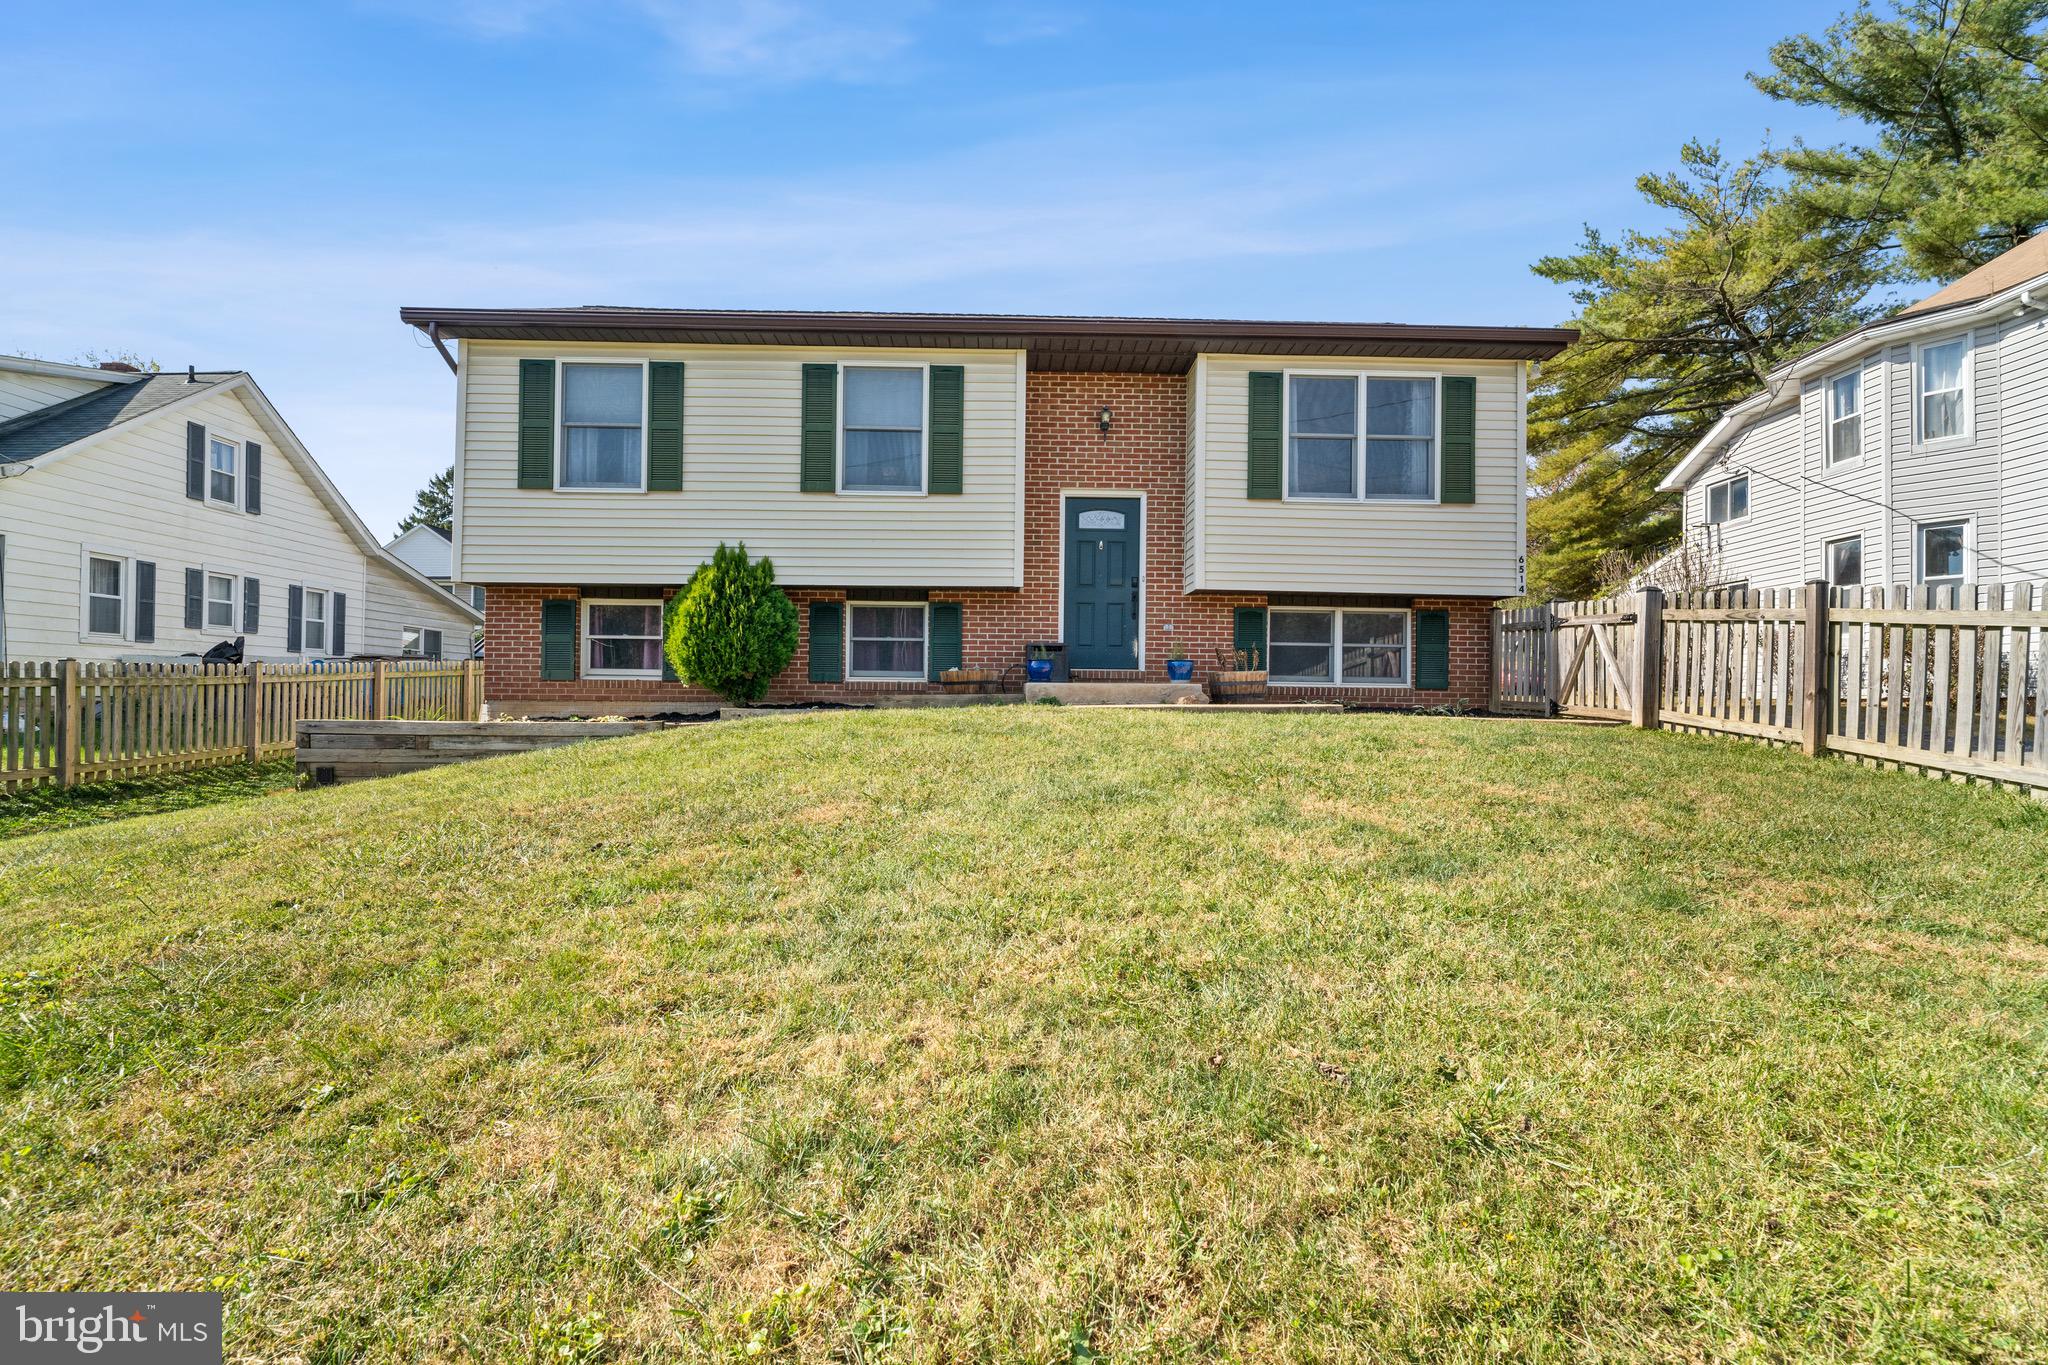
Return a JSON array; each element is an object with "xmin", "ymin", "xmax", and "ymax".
[{"xmin": 398, "ymin": 306, "xmax": 1577, "ymax": 368}]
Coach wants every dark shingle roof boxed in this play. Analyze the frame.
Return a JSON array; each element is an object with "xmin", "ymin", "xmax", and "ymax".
[{"xmin": 0, "ymin": 370, "xmax": 241, "ymax": 465}]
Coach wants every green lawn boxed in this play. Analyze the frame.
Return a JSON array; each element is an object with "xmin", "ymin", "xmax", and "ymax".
[
  {"xmin": 2, "ymin": 711, "xmax": 2045, "ymax": 1362},
  {"xmin": 0, "ymin": 758, "xmax": 300, "ymax": 840}
]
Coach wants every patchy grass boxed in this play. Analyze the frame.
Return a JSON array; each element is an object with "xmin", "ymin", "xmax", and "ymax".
[
  {"xmin": 0, "ymin": 758, "xmax": 298, "ymax": 840},
  {"xmin": 2, "ymin": 710, "xmax": 2045, "ymax": 1362}
]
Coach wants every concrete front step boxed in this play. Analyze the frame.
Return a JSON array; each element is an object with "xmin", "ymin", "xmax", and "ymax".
[{"xmin": 1024, "ymin": 681, "xmax": 1209, "ymax": 706}]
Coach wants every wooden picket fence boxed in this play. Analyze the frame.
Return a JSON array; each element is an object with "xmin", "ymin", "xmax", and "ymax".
[
  {"xmin": 1, "ymin": 658, "xmax": 481, "ymax": 792},
  {"xmin": 1493, "ymin": 581, "xmax": 2048, "ymax": 794}
]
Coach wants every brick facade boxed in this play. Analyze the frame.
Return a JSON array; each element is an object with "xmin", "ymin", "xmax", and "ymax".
[{"xmin": 481, "ymin": 372, "xmax": 1495, "ymax": 715}]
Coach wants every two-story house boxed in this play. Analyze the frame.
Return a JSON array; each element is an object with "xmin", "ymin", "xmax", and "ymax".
[
  {"xmin": 399, "ymin": 307, "xmax": 1574, "ymax": 714},
  {"xmin": 1661, "ymin": 235, "xmax": 2048, "ymax": 596},
  {"xmin": 0, "ymin": 355, "xmax": 480, "ymax": 663}
]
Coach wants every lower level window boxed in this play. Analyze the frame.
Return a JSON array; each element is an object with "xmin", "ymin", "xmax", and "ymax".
[
  {"xmin": 1269, "ymin": 608, "xmax": 1410, "ymax": 686},
  {"xmin": 848, "ymin": 603, "xmax": 927, "ymax": 679},
  {"xmin": 400, "ymin": 625, "xmax": 424, "ymax": 656},
  {"xmin": 86, "ymin": 555, "xmax": 125, "ymax": 636},
  {"xmin": 205, "ymin": 573, "xmax": 236, "ymax": 630},
  {"xmin": 304, "ymin": 589, "xmax": 329, "ymax": 653},
  {"xmin": 1917, "ymin": 521, "xmax": 1968, "ymax": 589},
  {"xmin": 584, "ymin": 600, "xmax": 663, "ymax": 676},
  {"xmin": 1824, "ymin": 535, "xmax": 1862, "ymax": 588}
]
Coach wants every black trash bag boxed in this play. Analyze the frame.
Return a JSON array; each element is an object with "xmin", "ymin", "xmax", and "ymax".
[{"xmin": 198, "ymin": 636, "xmax": 245, "ymax": 664}]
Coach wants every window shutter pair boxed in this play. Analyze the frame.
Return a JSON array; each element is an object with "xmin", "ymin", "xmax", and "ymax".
[
  {"xmin": 518, "ymin": 359, "xmax": 682, "ymax": 491},
  {"xmin": 1243, "ymin": 372, "xmax": 1476, "ymax": 504},
  {"xmin": 539, "ymin": 599, "xmax": 576, "ymax": 680},
  {"xmin": 134, "ymin": 561, "xmax": 157, "ymax": 643},
  {"xmin": 332, "ymin": 594, "xmax": 348, "ymax": 656},
  {"xmin": 927, "ymin": 602, "xmax": 963, "ymax": 681},
  {"xmin": 183, "ymin": 568, "xmax": 204, "ymax": 630},
  {"xmin": 797, "ymin": 365, "xmax": 965, "ymax": 494},
  {"xmin": 287, "ymin": 585, "xmax": 303, "ymax": 653},
  {"xmin": 185, "ymin": 422, "xmax": 206, "ymax": 501},
  {"xmin": 243, "ymin": 577, "xmax": 260, "ymax": 633}
]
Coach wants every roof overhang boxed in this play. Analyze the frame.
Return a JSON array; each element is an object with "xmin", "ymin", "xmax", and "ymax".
[
  {"xmin": 0, "ymin": 354, "xmax": 145, "ymax": 385},
  {"xmin": 399, "ymin": 306, "xmax": 1577, "ymax": 371},
  {"xmin": 1659, "ymin": 272, "xmax": 2048, "ymax": 492}
]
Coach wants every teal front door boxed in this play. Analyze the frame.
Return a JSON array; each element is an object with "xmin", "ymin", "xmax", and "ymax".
[{"xmin": 1064, "ymin": 497, "xmax": 1141, "ymax": 670}]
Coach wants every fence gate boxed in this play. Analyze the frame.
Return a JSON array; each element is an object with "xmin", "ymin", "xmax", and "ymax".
[
  {"xmin": 1491, "ymin": 604, "xmax": 1554, "ymax": 715},
  {"xmin": 1551, "ymin": 598, "xmax": 1639, "ymax": 722}
]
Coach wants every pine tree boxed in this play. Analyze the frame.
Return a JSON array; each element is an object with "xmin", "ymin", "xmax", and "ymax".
[{"xmin": 396, "ymin": 467, "xmax": 455, "ymax": 537}]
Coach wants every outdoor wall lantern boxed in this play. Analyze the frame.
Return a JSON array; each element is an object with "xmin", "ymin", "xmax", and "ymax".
[{"xmin": 1098, "ymin": 404, "xmax": 1113, "ymax": 437}]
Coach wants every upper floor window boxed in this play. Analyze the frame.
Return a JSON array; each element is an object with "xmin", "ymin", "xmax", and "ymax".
[
  {"xmin": 208, "ymin": 437, "xmax": 238, "ymax": 506},
  {"xmin": 1916, "ymin": 336, "xmax": 1969, "ymax": 443},
  {"xmin": 1705, "ymin": 474, "xmax": 1749, "ymax": 525},
  {"xmin": 841, "ymin": 367, "xmax": 924, "ymax": 493},
  {"xmin": 1917, "ymin": 520, "xmax": 1968, "ymax": 589},
  {"xmin": 86, "ymin": 555, "xmax": 125, "ymax": 636},
  {"xmin": 1825, "ymin": 535, "xmax": 1862, "ymax": 587},
  {"xmin": 560, "ymin": 362, "xmax": 644, "ymax": 490},
  {"xmin": 1286, "ymin": 374, "xmax": 1436, "ymax": 502},
  {"xmin": 1826, "ymin": 371, "xmax": 1860, "ymax": 466},
  {"xmin": 205, "ymin": 572, "xmax": 236, "ymax": 630}
]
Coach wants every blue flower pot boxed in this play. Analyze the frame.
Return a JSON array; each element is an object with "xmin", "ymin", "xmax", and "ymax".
[
  {"xmin": 1166, "ymin": 659, "xmax": 1194, "ymax": 682},
  {"xmin": 1026, "ymin": 659, "xmax": 1054, "ymax": 682}
]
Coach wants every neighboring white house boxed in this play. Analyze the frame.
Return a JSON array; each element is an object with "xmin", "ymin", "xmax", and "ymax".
[
  {"xmin": 1661, "ymin": 234, "xmax": 2048, "ymax": 595},
  {"xmin": 0, "ymin": 355, "xmax": 480, "ymax": 663},
  {"xmin": 385, "ymin": 522, "xmax": 486, "ymax": 614}
]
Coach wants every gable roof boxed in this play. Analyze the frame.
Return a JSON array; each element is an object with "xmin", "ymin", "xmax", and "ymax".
[
  {"xmin": 1660, "ymin": 236, "xmax": 2048, "ymax": 492},
  {"xmin": 0, "ymin": 370, "xmax": 240, "ymax": 466},
  {"xmin": 400, "ymin": 306, "xmax": 1577, "ymax": 372},
  {"xmin": 0, "ymin": 369, "xmax": 480, "ymax": 623}
]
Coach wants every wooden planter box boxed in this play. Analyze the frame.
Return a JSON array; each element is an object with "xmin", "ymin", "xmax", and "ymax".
[
  {"xmin": 939, "ymin": 667, "xmax": 1004, "ymax": 695},
  {"xmin": 1210, "ymin": 669, "xmax": 1269, "ymax": 703}
]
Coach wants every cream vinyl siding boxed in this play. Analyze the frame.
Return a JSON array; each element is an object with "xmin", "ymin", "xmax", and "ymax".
[
  {"xmin": 1194, "ymin": 355, "xmax": 1522, "ymax": 596},
  {"xmin": 0, "ymin": 388, "xmax": 368, "ymax": 661},
  {"xmin": 364, "ymin": 555, "xmax": 474, "ymax": 657},
  {"xmin": 1182, "ymin": 360, "xmax": 1202, "ymax": 588},
  {"xmin": 458, "ymin": 341, "xmax": 1024, "ymax": 587},
  {"xmin": 0, "ymin": 371, "xmax": 110, "ymax": 422}
]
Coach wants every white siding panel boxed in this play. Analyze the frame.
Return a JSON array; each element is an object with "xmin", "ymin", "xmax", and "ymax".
[
  {"xmin": 457, "ymin": 342, "xmax": 1023, "ymax": 587},
  {"xmin": 1891, "ymin": 327, "xmax": 2002, "ymax": 583},
  {"xmin": 1196, "ymin": 355, "xmax": 1522, "ymax": 595},
  {"xmin": 0, "ymin": 371, "xmax": 109, "ymax": 422},
  {"xmin": 1999, "ymin": 311, "xmax": 2048, "ymax": 580},
  {"xmin": 1684, "ymin": 401, "xmax": 1803, "ymax": 588},
  {"xmin": 0, "ymin": 389, "xmax": 369, "ymax": 661},
  {"xmin": 364, "ymin": 556, "xmax": 475, "ymax": 659}
]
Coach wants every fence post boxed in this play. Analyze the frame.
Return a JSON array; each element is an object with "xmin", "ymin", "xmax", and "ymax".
[
  {"xmin": 1800, "ymin": 578, "xmax": 1829, "ymax": 757},
  {"xmin": 461, "ymin": 658, "xmax": 480, "ymax": 721},
  {"xmin": 55, "ymin": 658, "xmax": 81, "ymax": 788},
  {"xmin": 1630, "ymin": 587, "xmax": 1663, "ymax": 730},
  {"xmin": 244, "ymin": 660, "xmax": 264, "ymax": 764},
  {"xmin": 1544, "ymin": 605, "xmax": 1562, "ymax": 716},
  {"xmin": 372, "ymin": 660, "xmax": 390, "ymax": 720}
]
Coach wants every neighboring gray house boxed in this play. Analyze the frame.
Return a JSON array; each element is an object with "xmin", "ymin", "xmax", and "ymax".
[
  {"xmin": 1661, "ymin": 235, "xmax": 2048, "ymax": 595},
  {"xmin": 0, "ymin": 355, "xmax": 480, "ymax": 662}
]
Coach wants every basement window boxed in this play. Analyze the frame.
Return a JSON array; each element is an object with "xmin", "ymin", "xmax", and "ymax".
[
  {"xmin": 583, "ymin": 599, "xmax": 663, "ymax": 678},
  {"xmin": 1269, "ymin": 608, "xmax": 1409, "ymax": 687},
  {"xmin": 848, "ymin": 603, "xmax": 928, "ymax": 680}
]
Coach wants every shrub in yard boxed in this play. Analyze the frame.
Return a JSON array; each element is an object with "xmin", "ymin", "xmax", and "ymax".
[{"xmin": 664, "ymin": 542, "xmax": 799, "ymax": 704}]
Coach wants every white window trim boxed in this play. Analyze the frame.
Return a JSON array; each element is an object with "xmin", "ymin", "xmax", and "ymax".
[
  {"xmin": 1823, "ymin": 534, "xmax": 1864, "ymax": 587},
  {"xmin": 300, "ymin": 584, "xmax": 333, "ymax": 656},
  {"xmin": 1279, "ymin": 368, "xmax": 1443, "ymax": 506},
  {"xmin": 1056, "ymin": 490, "xmax": 1147, "ymax": 671},
  {"xmin": 1268, "ymin": 606, "xmax": 1413, "ymax": 689},
  {"xmin": 555, "ymin": 357, "xmax": 651, "ymax": 494},
  {"xmin": 581, "ymin": 597, "xmax": 665, "ymax": 679},
  {"xmin": 206, "ymin": 435, "xmax": 241, "ymax": 511},
  {"xmin": 1914, "ymin": 518, "xmax": 1973, "ymax": 589},
  {"xmin": 1824, "ymin": 367, "xmax": 1862, "ymax": 469},
  {"xmin": 202, "ymin": 566, "xmax": 240, "ymax": 633},
  {"xmin": 1912, "ymin": 333, "xmax": 1974, "ymax": 449},
  {"xmin": 837, "ymin": 361, "xmax": 930, "ymax": 496},
  {"xmin": 845, "ymin": 600, "xmax": 930, "ymax": 681},
  {"xmin": 80, "ymin": 546, "xmax": 133, "ymax": 641},
  {"xmin": 1704, "ymin": 473, "xmax": 1750, "ymax": 527}
]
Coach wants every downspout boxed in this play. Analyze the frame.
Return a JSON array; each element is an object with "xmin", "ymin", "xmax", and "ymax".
[{"xmin": 426, "ymin": 322, "xmax": 458, "ymax": 376}]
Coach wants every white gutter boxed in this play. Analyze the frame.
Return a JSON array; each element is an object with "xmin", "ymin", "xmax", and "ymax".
[{"xmin": 1659, "ymin": 271, "xmax": 2048, "ymax": 492}]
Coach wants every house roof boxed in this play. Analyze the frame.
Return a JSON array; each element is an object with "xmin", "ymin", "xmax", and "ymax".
[
  {"xmin": 0, "ymin": 370, "xmax": 240, "ymax": 465},
  {"xmin": 399, "ymin": 306, "xmax": 1577, "ymax": 370},
  {"xmin": 0, "ymin": 354, "xmax": 149, "ymax": 386},
  {"xmin": 1659, "ymin": 235, "xmax": 2048, "ymax": 492},
  {"xmin": 1897, "ymin": 233, "xmax": 2048, "ymax": 317}
]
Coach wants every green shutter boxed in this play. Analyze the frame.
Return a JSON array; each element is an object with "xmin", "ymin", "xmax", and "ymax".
[
  {"xmin": 1440, "ymin": 376, "xmax": 1476, "ymax": 505},
  {"xmin": 800, "ymin": 363, "xmax": 837, "ymax": 492},
  {"xmin": 1414, "ymin": 610, "xmax": 1450, "ymax": 690},
  {"xmin": 808, "ymin": 601, "xmax": 843, "ymax": 681},
  {"xmin": 1247, "ymin": 371, "xmax": 1282, "ymax": 499},
  {"xmin": 518, "ymin": 359, "xmax": 556, "ymax": 489},
  {"xmin": 540, "ymin": 599, "xmax": 575, "ymax": 679},
  {"xmin": 1232, "ymin": 607, "xmax": 1267, "ymax": 668},
  {"xmin": 660, "ymin": 593, "xmax": 679, "ymax": 681},
  {"xmin": 927, "ymin": 601, "xmax": 962, "ymax": 681},
  {"xmin": 648, "ymin": 362, "xmax": 684, "ymax": 491},
  {"xmin": 928, "ymin": 365, "xmax": 964, "ymax": 494}
]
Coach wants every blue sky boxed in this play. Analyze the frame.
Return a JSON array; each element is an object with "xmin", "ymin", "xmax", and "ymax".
[{"xmin": 2, "ymin": 0, "xmax": 1860, "ymax": 535}]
